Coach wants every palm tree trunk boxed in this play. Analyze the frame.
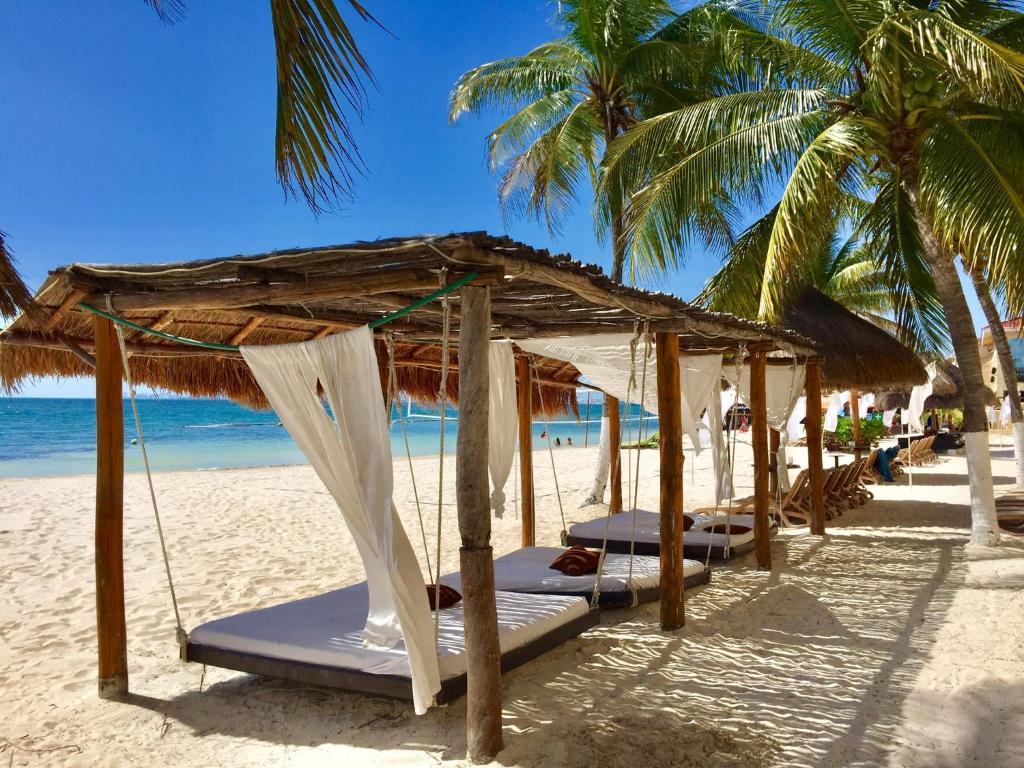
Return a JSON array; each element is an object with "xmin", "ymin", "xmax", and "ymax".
[
  {"xmin": 908, "ymin": 191, "xmax": 1000, "ymax": 545},
  {"xmin": 968, "ymin": 266, "xmax": 1024, "ymax": 486}
]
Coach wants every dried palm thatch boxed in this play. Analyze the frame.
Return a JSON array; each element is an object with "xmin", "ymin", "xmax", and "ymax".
[
  {"xmin": 781, "ymin": 288, "xmax": 927, "ymax": 390},
  {"xmin": 875, "ymin": 360, "xmax": 998, "ymax": 411},
  {"xmin": 0, "ymin": 233, "xmax": 34, "ymax": 319},
  {"xmin": 0, "ymin": 233, "xmax": 817, "ymax": 415}
]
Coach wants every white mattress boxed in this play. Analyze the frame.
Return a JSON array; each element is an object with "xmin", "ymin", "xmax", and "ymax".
[
  {"xmin": 441, "ymin": 546, "xmax": 703, "ymax": 594},
  {"xmin": 190, "ymin": 581, "xmax": 589, "ymax": 681},
  {"xmin": 568, "ymin": 509, "xmax": 758, "ymax": 549}
]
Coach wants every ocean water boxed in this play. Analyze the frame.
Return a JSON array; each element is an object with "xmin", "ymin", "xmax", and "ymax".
[{"xmin": 0, "ymin": 396, "xmax": 658, "ymax": 478}]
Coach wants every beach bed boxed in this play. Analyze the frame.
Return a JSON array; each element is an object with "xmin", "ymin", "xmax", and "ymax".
[
  {"xmin": 187, "ymin": 581, "xmax": 597, "ymax": 704},
  {"xmin": 444, "ymin": 546, "xmax": 710, "ymax": 608},
  {"xmin": 566, "ymin": 509, "xmax": 772, "ymax": 561}
]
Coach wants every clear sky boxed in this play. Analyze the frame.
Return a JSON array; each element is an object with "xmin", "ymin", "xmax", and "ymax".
[{"xmin": 1, "ymin": 1, "xmax": 987, "ymax": 397}]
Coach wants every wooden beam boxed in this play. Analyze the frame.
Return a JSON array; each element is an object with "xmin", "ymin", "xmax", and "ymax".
[
  {"xmin": 608, "ymin": 395, "xmax": 622, "ymax": 514},
  {"xmin": 94, "ymin": 316, "xmax": 128, "ymax": 699},
  {"xmin": 806, "ymin": 361, "xmax": 826, "ymax": 535},
  {"xmin": 456, "ymin": 285, "xmax": 503, "ymax": 762},
  {"xmin": 311, "ymin": 327, "xmax": 334, "ymax": 341},
  {"xmin": 45, "ymin": 289, "xmax": 87, "ymax": 330},
  {"xmin": 656, "ymin": 332, "xmax": 685, "ymax": 631},
  {"xmin": 1, "ymin": 332, "xmax": 243, "ymax": 360},
  {"xmin": 228, "ymin": 317, "xmax": 265, "ymax": 346},
  {"xmin": 87, "ymin": 269, "xmax": 444, "ymax": 312},
  {"xmin": 850, "ymin": 387, "xmax": 862, "ymax": 461},
  {"xmin": 750, "ymin": 350, "xmax": 772, "ymax": 570},
  {"xmin": 517, "ymin": 355, "xmax": 535, "ymax": 548}
]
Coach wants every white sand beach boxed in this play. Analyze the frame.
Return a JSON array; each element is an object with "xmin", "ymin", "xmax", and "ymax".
[{"xmin": 2, "ymin": 437, "xmax": 1023, "ymax": 767}]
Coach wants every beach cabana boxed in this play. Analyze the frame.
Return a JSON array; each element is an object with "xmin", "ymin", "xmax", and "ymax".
[
  {"xmin": 0, "ymin": 233, "xmax": 818, "ymax": 761},
  {"xmin": 876, "ymin": 360, "xmax": 998, "ymax": 412}
]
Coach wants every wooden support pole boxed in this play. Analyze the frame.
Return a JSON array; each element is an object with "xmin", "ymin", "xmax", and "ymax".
[
  {"xmin": 608, "ymin": 395, "xmax": 622, "ymax": 514},
  {"xmin": 750, "ymin": 350, "xmax": 771, "ymax": 570},
  {"xmin": 456, "ymin": 285, "xmax": 503, "ymax": 763},
  {"xmin": 850, "ymin": 387, "xmax": 862, "ymax": 461},
  {"xmin": 656, "ymin": 333, "xmax": 685, "ymax": 630},
  {"xmin": 805, "ymin": 361, "xmax": 826, "ymax": 535},
  {"xmin": 769, "ymin": 428, "xmax": 781, "ymax": 496},
  {"xmin": 94, "ymin": 316, "xmax": 128, "ymax": 699},
  {"xmin": 516, "ymin": 355, "xmax": 535, "ymax": 548}
]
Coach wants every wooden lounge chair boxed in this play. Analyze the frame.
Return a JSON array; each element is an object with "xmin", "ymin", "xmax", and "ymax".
[{"xmin": 691, "ymin": 469, "xmax": 811, "ymax": 528}]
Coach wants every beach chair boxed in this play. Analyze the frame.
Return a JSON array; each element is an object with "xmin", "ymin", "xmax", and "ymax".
[
  {"xmin": 690, "ymin": 469, "xmax": 811, "ymax": 528},
  {"xmin": 860, "ymin": 449, "xmax": 883, "ymax": 485},
  {"xmin": 996, "ymin": 489, "xmax": 1024, "ymax": 534}
]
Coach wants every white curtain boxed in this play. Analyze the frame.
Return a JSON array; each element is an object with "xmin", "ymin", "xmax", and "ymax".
[
  {"xmin": 680, "ymin": 354, "xmax": 724, "ymax": 454},
  {"xmin": 488, "ymin": 341, "xmax": 518, "ymax": 517},
  {"xmin": 1002, "ymin": 395, "xmax": 1012, "ymax": 427},
  {"xmin": 241, "ymin": 327, "xmax": 441, "ymax": 714},
  {"xmin": 824, "ymin": 391, "xmax": 847, "ymax": 433},
  {"xmin": 786, "ymin": 396, "xmax": 807, "ymax": 441},
  {"xmin": 909, "ymin": 363, "xmax": 937, "ymax": 432},
  {"xmin": 883, "ymin": 409, "xmax": 897, "ymax": 428},
  {"xmin": 707, "ymin": 385, "xmax": 734, "ymax": 502}
]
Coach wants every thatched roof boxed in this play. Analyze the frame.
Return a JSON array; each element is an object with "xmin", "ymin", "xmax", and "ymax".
[
  {"xmin": 780, "ymin": 288, "xmax": 927, "ymax": 390},
  {"xmin": 0, "ymin": 232, "xmax": 817, "ymax": 413},
  {"xmin": 875, "ymin": 360, "xmax": 998, "ymax": 410}
]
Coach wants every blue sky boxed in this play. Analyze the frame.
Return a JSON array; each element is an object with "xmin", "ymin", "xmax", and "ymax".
[{"xmin": 1, "ymin": 1, "xmax": 987, "ymax": 397}]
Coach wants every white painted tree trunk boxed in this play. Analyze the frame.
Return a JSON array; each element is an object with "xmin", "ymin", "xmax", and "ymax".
[
  {"xmin": 584, "ymin": 416, "xmax": 611, "ymax": 506},
  {"xmin": 964, "ymin": 432, "xmax": 1001, "ymax": 545}
]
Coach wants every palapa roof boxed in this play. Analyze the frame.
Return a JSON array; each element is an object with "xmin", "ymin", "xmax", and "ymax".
[
  {"xmin": 780, "ymin": 288, "xmax": 927, "ymax": 390},
  {"xmin": 0, "ymin": 232, "xmax": 817, "ymax": 412},
  {"xmin": 875, "ymin": 360, "xmax": 999, "ymax": 410}
]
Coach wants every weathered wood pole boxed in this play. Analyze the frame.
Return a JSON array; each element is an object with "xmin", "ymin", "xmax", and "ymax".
[
  {"xmin": 750, "ymin": 351, "xmax": 771, "ymax": 570},
  {"xmin": 850, "ymin": 387, "xmax": 862, "ymax": 460},
  {"xmin": 456, "ymin": 285, "xmax": 503, "ymax": 762},
  {"xmin": 769, "ymin": 428, "xmax": 781, "ymax": 496},
  {"xmin": 516, "ymin": 355, "xmax": 535, "ymax": 548},
  {"xmin": 94, "ymin": 316, "xmax": 128, "ymax": 698},
  {"xmin": 656, "ymin": 333, "xmax": 685, "ymax": 630},
  {"xmin": 805, "ymin": 361, "xmax": 827, "ymax": 535},
  {"xmin": 608, "ymin": 395, "xmax": 623, "ymax": 513}
]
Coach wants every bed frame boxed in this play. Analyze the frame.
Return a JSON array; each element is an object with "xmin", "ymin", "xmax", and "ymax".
[
  {"xmin": 526, "ymin": 566, "xmax": 712, "ymax": 608},
  {"xmin": 185, "ymin": 607, "xmax": 599, "ymax": 705},
  {"xmin": 565, "ymin": 531, "xmax": 772, "ymax": 561}
]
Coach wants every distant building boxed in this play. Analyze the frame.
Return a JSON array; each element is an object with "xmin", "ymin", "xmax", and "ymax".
[{"xmin": 978, "ymin": 318, "xmax": 1024, "ymax": 396}]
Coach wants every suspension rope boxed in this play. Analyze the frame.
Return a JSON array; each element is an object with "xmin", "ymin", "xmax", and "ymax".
[
  {"xmin": 431, "ymin": 271, "xmax": 454, "ymax": 648},
  {"xmin": 625, "ymin": 323, "xmax": 651, "ymax": 605},
  {"xmin": 387, "ymin": 331, "xmax": 432, "ymax": 580},
  {"xmin": 107, "ymin": 296, "xmax": 188, "ymax": 656}
]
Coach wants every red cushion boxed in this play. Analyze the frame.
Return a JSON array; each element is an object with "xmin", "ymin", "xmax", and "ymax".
[
  {"xmin": 549, "ymin": 545, "xmax": 599, "ymax": 576},
  {"xmin": 683, "ymin": 514, "xmax": 696, "ymax": 531},
  {"xmin": 705, "ymin": 523, "xmax": 752, "ymax": 535},
  {"xmin": 425, "ymin": 584, "xmax": 461, "ymax": 610}
]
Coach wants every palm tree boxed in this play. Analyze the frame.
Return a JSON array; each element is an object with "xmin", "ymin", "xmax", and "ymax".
[
  {"xmin": 967, "ymin": 264, "xmax": 1024, "ymax": 485},
  {"xmin": 449, "ymin": 0, "xmax": 800, "ymax": 504},
  {"xmin": 0, "ymin": 1, "xmax": 380, "ymax": 322},
  {"xmin": 0, "ymin": 233, "xmax": 32, "ymax": 319},
  {"xmin": 605, "ymin": 0, "xmax": 1024, "ymax": 545},
  {"xmin": 697, "ymin": 197, "xmax": 950, "ymax": 355}
]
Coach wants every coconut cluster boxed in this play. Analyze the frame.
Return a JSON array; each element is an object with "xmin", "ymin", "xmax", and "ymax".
[{"xmin": 901, "ymin": 73, "xmax": 941, "ymax": 113}]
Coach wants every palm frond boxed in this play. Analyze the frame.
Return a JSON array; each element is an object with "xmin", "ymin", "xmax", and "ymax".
[
  {"xmin": 141, "ymin": 0, "xmax": 186, "ymax": 24},
  {"xmin": 271, "ymin": 0, "xmax": 380, "ymax": 212},
  {"xmin": 0, "ymin": 233, "xmax": 34, "ymax": 319}
]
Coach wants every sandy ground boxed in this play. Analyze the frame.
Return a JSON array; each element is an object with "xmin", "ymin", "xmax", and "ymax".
[{"xmin": 1, "ymin": 435, "xmax": 1023, "ymax": 767}]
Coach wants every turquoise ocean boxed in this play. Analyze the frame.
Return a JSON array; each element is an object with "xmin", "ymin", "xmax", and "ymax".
[{"xmin": 0, "ymin": 396, "xmax": 658, "ymax": 478}]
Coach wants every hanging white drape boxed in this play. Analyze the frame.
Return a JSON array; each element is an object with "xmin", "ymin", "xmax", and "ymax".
[
  {"xmin": 824, "ymin": 391, "xmax": 846, "ymax": 433},
  {"xmin": 679, "ymin": 354, "xmax": 723, "ymax": 455},
  {"xmin": 707, "ymin": 385, "xmax": 734, "ymax": 502},
  {"xmin": 488, "ymin": 341, "xmax": 518, "ymax": 517},
  {"xmin": 241, "ymin": 327, "xmax": 441, "ymax": 714},
  {"xmin": 909, "ymin": 363, "xmax": 937, "ymax": 433},
  {"xmin": 786, "ymin": 396, "xmax": 807, "ymax": 441},
  {"xmin": 987, "ymin": 405, "xmax": 996, "ymax": 427},
  {"xmin": 1002, "ymin": 395, "xmax": 1012, "ymax": 427},
  {"xmin": 883, "ymin": 409, "xmax": 897, "ymax": 428}
]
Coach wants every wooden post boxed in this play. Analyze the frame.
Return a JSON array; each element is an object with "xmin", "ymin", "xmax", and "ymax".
[
  {"xmin": 805, "ymin": 361, "xmax": 827, "ymax": 535},
  {"xmin": 850, "ymin": 387, "xmax": 862, "ymax": 460},
  {"xmin": 656, "ymin": 333, "xmax": 685, "ymax": 630},
  {"xmin": 456, "ymin": 285, "xmax": 503, "ymax": 762},
  {"xmin": 516, "ymin": 355, "xmax": 535, "ymax": 548},
  {"xmin": 769, "ymin": 428, "xmax": 780, "ymax": 496},
  {"xmin": 750, "ymin": 351, "xmax": 771, "ymax": 570},
  {"xmin": 608, "ymin": 395, "xmax": 622, "ymax": 513},
  {"xmin": 94, "ymin": 316, "xmax": 128, "ymax": 698}
]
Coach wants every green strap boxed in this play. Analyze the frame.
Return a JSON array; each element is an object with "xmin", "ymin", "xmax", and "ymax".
[{"xmin": 76, "ymin": 270, "xmax": 479, "ymax": 351}]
